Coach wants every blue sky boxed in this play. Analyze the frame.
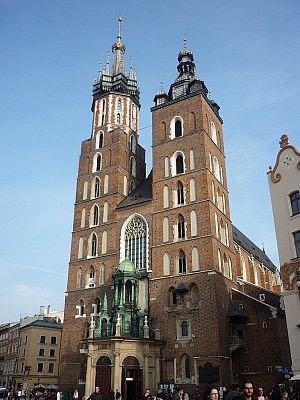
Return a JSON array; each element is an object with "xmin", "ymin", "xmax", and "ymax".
[{"xmin": 0, "ymin": 0, "xmax": 299, "ymax": 324}]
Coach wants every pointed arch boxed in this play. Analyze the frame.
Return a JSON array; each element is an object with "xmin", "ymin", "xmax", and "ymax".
[
  {"xmin": 178, "ymin": 214, "xmax": 185, "ymax": 239},
  {"xmin": 163, "ymin": 252, "xmax": 171, "ymax": 276},
  {"xmin": 164, "ymin": 157, "xmax": 170, "ymax": 177},
  {"xmin": 83, "ymin": 181, "xmax": 88, "ymax": 200},
  {"xmin": 88, "ymin": 233, "xmax": 98, "ymax": 258},
  {"xmin": 190, "ymin": 149, "xmax": 195, "ymax": 170},
  {"xmin": 103, "ymin": 202, "xmax": 108, "ymax": 222},
  {"xmin": 178, "ymin": 250, "xmax": 186, "ymax": 274},
  {"xmin": 170, "ymin": 116, "xmax": 184, "ymax": 139},
  {"xmin": 161, "ymin": 121, "xmax": 167, "ymax": 140},
  {"xmin": 189, "ymin": 111, "xmax": 196, "ymax": 130},
  {"xmin": 176, "ymin": 154, "xmax": 184, "ymax": 174},
  {"xmin": 78, "ymin": 237, "xmax": 84, "ymax": 259},
  {"xmin": 211, "ymin": 121, "xmax": 217, "ymax": 144},
  {"xmin": 190, "ymin": 210, "xmax": 198, "ymax": 236},
  {"xmin": 93, "ymin": 153, "xmax": 102, "ymax": 172},
  {"xmin": 163, "ymin": 185, "xmax": 169, "ymax": 208},
  {"xmin": 96, "ymin": 131, "xmax": 104, "ymax": 149},
  {"xmin": 130, "ymin": 156, "xmax": 136, "ymax": 177},
  {"xmin": 92, "ymin": 177, "xmax": 101, "ymax": 198},
  {"xmin": 130, "ymin": 135, "xmax": 136, "ymax": 153},
  {"xmin": 76, "ymin": 267, "xmax": 83, "ymax": 289},
  {"xmin": 81, "ymin": 208, "xmax": 86, "ymax": 228},
  {"xmin": 177, "ymin": 181, "xmax": 184, "ymax": 205},
  {"xmin": 192, "ymin": 246, "xmax": 200, "ymax": 271},
  {"xmin": 99, "ymin": 263, "xmax": 105, "ymax": 285},
  {"xmin": 190, "ymin": 284, "xmax": 199, "ymax": 306},
  {"xmin": 163, "ymin": 217, "xmax": 169, "ymax": 242},
  {"xmin": 90, "ymin": 204, "xmax": 99, "ymax": 226},
  {"xmin": 190, "ymin": 178, "xmax": 196, "ymax": 202},
  {"xmin": 104, "ymin": 175, "xmax": 109, "ymax": 194},
  {"xmin": 120, "ymin": 214, "xmax": 148, "ymax": 270},
  {"xmin": 102, "ymin": 231, "xmax": 107, "ymax": 254},
  {"xmin": 89, "ymin": 266, "xmax": 95, "ymax": 288}
]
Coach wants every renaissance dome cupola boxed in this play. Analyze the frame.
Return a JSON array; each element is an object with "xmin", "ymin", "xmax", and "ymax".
[
  {"xmin": 176, "ymin": 38, "xmax": 196, "ymax": 78},
  {"xmin": 92, "ymin": 18, "xmax": 140, "ymax": 111}
]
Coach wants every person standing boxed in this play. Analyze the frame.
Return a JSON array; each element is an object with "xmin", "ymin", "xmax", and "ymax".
[{"xmin": 87, "ymin": 387, "xmax": 102, "ymax": 400}]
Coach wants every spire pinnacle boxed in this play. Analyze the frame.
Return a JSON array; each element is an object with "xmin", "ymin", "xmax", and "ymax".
[{"xmin": 118, "ymin": 17, "xmax": 122, "ymax": 40}]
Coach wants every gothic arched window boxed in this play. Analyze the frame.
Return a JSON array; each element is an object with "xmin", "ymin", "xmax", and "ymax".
[
  {"xmin": 124, "ymin": 215, "xmax": 147, "ymax": 269},
  {"xmin": 176, "ymin": 154, "xmax": 184, "ymax": 174},
  {"xmin": 179, "ymin": 250, "xmax": 186, "ymax": 273},
  {"xmin": 178, "ymin": 214, "xmax": 185, "ymax": 239},
  {"xmin": 76, "ymin": 267, "xmax": 82, "ymax": 289},
  {"xmin": 92, "ymin": 205, "xmax": 99, "ymax": 226},
  {"xmin": 91, "ymin": 234, "xmax": 97, "ymax": 257},
  {"xmin": 93, "ymin": 177, "xmax": 100, "ymax": 198},
  {"xmin": 175, "ymin": 119, "xmax": 183, "ymax": 137},
  {"xmin": 177, "ymin": 182, "xmax": 184, "ymax": 205}
]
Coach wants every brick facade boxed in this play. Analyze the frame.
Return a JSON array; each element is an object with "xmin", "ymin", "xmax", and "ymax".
[{"xmin": 59, "ymin": 23, "xmax": 291, "ymax": 400}]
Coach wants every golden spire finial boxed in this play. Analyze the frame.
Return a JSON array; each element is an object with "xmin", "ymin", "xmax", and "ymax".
[{"xmin": 183, "ymin": 35, "xmax": 187, "ymax": 49}]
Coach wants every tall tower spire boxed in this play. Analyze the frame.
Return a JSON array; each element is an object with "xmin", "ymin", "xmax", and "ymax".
[
  {"xmin": 111, "ymin": 17, "xmax": 126, "ymax": 75},
  {"xmin": 92, "ymin": 17, "xmax": 139, "ymax": 110}
]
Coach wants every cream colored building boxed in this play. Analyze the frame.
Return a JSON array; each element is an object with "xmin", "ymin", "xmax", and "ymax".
[
  {"xmin": 268, "ymin": 134, "xmax": 300, "ymax": 380},
  {"xmin": 13, "ymin": 316, "xmax": 63, "ymax": 390}
]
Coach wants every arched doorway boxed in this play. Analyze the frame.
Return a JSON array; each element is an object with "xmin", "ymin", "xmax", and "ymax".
[
  {"xmin": 122, "ymin": 356, "xmax": 142, "ymax": 400},
  {"xmin": 96, "ymin": 356, "xmax": 111, "ymax": 400}
]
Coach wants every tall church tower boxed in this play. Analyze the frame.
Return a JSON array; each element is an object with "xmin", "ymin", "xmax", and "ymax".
[
  {"xmin": 151, "ymin": 40, "xmax": 235, "ymax": 279},
  {"xmin": 148, "ymin": 40, "xmax": 236, "ymax": 387},
  {"xmin": 59, "ymin": 19, "xmax": 148, "ymax": 397}
]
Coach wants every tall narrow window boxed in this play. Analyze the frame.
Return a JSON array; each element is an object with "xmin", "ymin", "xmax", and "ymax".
[
  {"xmin": 130, "ymin": 157, "xmax": 136, "ymax": 177},
  {"xmin": 94, "ymin": 177, "xmax": 100, "ymax": 198},
  {"xmin": 163, "ymin": 252, "xmax": 171, "ymax": 276},
  {"xmin": 99, "ymin": 264, "xmax": 105, "ymax": 285},
  {"xmin": 293, "ymin": 231, "xmax": 300, "ymax": 258},
  {"xmin": 130, "ymin": 135, "xmax": 136, "ymax": 153},
  {"xmin": 184, "ymin": 356, "xmax": 191, "ymax": 378},
  {"xmin": 116, "ymin": 113, "xmax": 121, "ymax": 124},
  {"xmin": 91, "ymin": 234, "xmax": 97, "ymax": 257},
  {"xmin": 211, "ymin": 121, "xmax": 217, "ymax": 144},
  {"xmin": 78, "ymin": 237, "xmax": 83, "ymax": 259},
  {"xmin": 92, "ymin": 205, "xmax": 99, "ymax": 226},
  {"xmin": 163, "ymin": 217, "xmax": 169, "ymax": 243},
  {"xmin": 290, "ymin": 191, "xmax": 300, "ymax": 215},
  {"xmin": 89, "ymin": 266, "xmax": 95, "ymax": 288},
  {"xmin": 76, "ymin": 267, "xmax": 83, "ymax": 289},
  {"xmin": 177, "ymin": 182, "xmax": 184, "ymax": 205},
  {"xmin": 96, "ymin": 154, "xmax": 102, "ymax": 171},
  {"xmin": 163, "ymin": 185, "xmax": 169, "ymax": 208},
  {"xmin": 175, "ymin": 119, "xmax": 183, "ymax": 137},
  {"xmin": 99, "ymin": 132, "xmax": 104, "ymax": 148},
  {"xmin": 176, "ymin": 155, "xmax": 184, "ymax": 174},
  {"xmin": 182, "ymin": 321, "xmax": 189, "ymax": 337},
  {"xmin": 178, "ymin": 215, "xmax": 185, "ymax": 239},
  {"xmin": 179, "ymin": 250, "xmax": 186, "ymax": 273}
]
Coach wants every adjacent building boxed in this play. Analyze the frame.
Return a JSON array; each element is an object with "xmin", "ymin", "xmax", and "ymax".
[
  {"xmin": 59, "ymin": 20, "xmax": 291, "ymax": 400},
  {"xmin": 268, "ymin": 135, "xmax": 300, "ymax": 381},
  {"xmin": 2, "ymin": 307, "xmax": 63, "ymax": 391}
]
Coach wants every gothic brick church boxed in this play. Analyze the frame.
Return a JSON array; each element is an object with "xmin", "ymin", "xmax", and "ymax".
[{"xmin": 59, "ymin": 19, "xmax": 291, "ymax": 400}]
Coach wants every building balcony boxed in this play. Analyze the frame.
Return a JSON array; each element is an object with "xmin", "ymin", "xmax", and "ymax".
[{"xmin": 230, "ymin": 335, "xmax": 246, "ymax": 352}]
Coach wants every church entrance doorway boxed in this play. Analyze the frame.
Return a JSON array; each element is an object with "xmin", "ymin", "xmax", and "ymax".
[
  {"xmin": 96, "ymin": 356, "xmax": 111, "ymax": 400},
  {"xmin": 122, "ymin": 356, "xmax": 142, "ymax": 400}
]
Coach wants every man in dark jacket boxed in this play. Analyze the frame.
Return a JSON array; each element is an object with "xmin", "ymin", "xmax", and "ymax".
[{"xmin": 87, "ymin": 387, "xmax": 102, "ymax": 400}]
